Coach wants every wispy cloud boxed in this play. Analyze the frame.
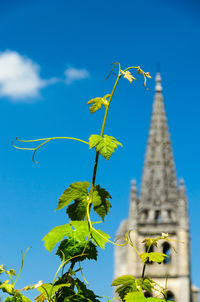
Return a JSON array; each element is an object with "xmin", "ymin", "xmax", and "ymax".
[
  {"xmin": 0, "ymin": 50, "xmax": 48, "ymax": 102},
  {"xmin": 0, "ymin": 50, "xmax": 90, "ymax": 102},
  {"xmin": 64, "ymin": 67, "xmax": 90, "ymax": 85}
]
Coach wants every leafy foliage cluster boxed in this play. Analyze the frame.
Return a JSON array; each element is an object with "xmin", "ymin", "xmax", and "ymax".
[{"xmin": 1, "ymin": 63, "xmax": 173, "ymax": 302}]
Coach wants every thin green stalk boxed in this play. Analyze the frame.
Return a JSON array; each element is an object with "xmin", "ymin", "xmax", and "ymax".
[
  {"xmin": 78, "ymin": 262, "xmax": 88, "ymax": 285},
  {"xmin": 12, "ymin": 136, "xmax": 89, "ymax": 163},
  {"xmin": 85, "ymin": 66, "xmax": 122, "ymax": 243},
  {"xmin": 141, "ymin": 264, "xmax": 146, "ymax": 279},
  {"xmin": 124, "ymin": 232, "xmax": 140, "ymax": 257},
  {"xmin": 14, "ymin": 247, "xmax": 30, "ymax": 287},
  {"xmin": 91, "ymin": 66, "xmax": 121, "ymax": 188},
  {"xmin": 141, "ymin": 244, "xmax": 151, "ymax": 279},
  {"xmin": 49, "ymin": 254, "xmax": 87, "ymax": 301},
  {"xmin": 82, "ymin": 65, "xmax": 128, "ymax": 253},
  {"xmin": 15, "ymin": 137, "xmax": 89, "ymax": 144}
]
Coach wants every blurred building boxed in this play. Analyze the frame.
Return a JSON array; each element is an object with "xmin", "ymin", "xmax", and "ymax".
[{"xmin": 115, "ymin": 73, "xmax": 199, "ymax": 302}]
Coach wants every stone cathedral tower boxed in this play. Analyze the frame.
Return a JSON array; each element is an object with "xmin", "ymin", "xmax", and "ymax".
[{"xmin": 115, "ymin": 73, "xmax": 199, "ymax": 302}]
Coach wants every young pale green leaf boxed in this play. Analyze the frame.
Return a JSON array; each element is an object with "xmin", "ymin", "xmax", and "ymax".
[
  {"xmin": 0, "ymin": 281, "xmax": 14, "ymax": 294},
  {"xmin": 92, "ymin": 185, "xmax": 112, "ymax": 221},
  {"xmin": 44, "ymin": 221, "xmax": 91, "ymax": 252},
  {"xmin": 37, "ymin": 283, "xmax": 70, "ymax": 301},
  {"xmin": 90, "ymin": 228, "xmax": 110, "ymax": 249},
  {"xmin": 0, "ymin": 264, "xmax": 5, "ymax": 274},
  {"xmin": 69, "ymin": 221, "xmax": 91, "ymax": 241},
  {"xmin": 142, "ymin": 238, "xmax": 158, "ymax": 248},
  {"xmin": 148, "ymin": 252, "xmax": 168, "ymax": 263},
  {"xmin": 136, "ymin": 278, "xmax": 153, "ymax": 293},
  {"xmin": 96, "ymin": 135, "xmax": 122, "ymax": 160},
  {"xmin": 22, "ymin": 297, "xmax": 32, "ymax": 302},
  {"xmin": 87, "ymin": 94, "xmax": 110, "ymax": 113},
  {"xmin": 140, "ymin": 252, "xmax": 168, "ymax": 263},
  {"xmin": 56, "ymin": 238, "xmax": 97, "ymax": 263},
  {"xmin": 67, "ymin": 199, "xmax": 88, "ymax": 221},
  {"xmin": 112, "ymin": 275, "xmax": 136, "ymax": 286},
  {"xmin": 146, "ymin": 299, "xmax": 167, "ymax": 302},
  {"xmin": 42, "ymin": 224, "xmax": 72, "ymax": 252},
  {"xmin": 120, "ymin": 70, "xmax": 136, "ymax": 83},
  {"xmin": 140, "ymin": 252, "xmax": 149, "ymax": 263},
  {"xmin": 125, "ymin": 292, "xmax": 146, "ymax": 302},
  {"xmin": 89, "ymin": 135, "xmax": 102, "ymax": 149},
  {"xmin": 57, "ymin": 181, "xmax": 90, "ymax": 210},
  {"xmin": 87, "ymin": 97, "xmax": 103, "ymax": 113},
  {"xmin": 7, "ymin": 269, "xmax": 16, "ymax": 276},
  {"xmin": 5, "ymin": 296, "xmax": 31, "ymax": 302},
  {"xmin": 111, "ymin": 275, "xmax": 137, "ymax": 300}
]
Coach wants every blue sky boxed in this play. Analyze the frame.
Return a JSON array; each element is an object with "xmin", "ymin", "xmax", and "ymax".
[{"xmin": 1, "ymin": 0, "xmax": 200, "ymax": 300}]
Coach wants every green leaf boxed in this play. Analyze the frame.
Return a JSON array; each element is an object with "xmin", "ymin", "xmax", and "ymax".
[
  {"xmin": 147, "ymin": 299, "xmax": 167, "ymax": 302},
  {"xmin": 0, "ymin": 264, "xmax": 5, "ymax": 274},
  {"xmin": 75, "ymin": 278, "xmax": 101, "ymax": 302},
  {"xmin": 140, "ymin": 252, "xmax": 149, "ymax": 262},
  {"xmin": 148, "ymin": 252, "xmax": 168, "ymax": 263},
  {"xmin": 0, "ymin": 280, "xmax": 14, "ymax": 294},
  {"xmin": 37, "ymin": 283, "xmax": 70, "ymax": 301},
  {"xmin": 89, "ymin": 135, "xmax": 102, "ymax": 149},
  {"xmin": 8, "ymin": 269, "xmax": 16, "ymax": 276},
  {"xmin": 43, "ymin": 224, "xmax": 72, "ymax": 252},
  {"xmin": 95, "ymin": 135, "xmax": 122, "ymax": 160},
  {"xmin": 142, "ymin": 238, "xmax": 158, "ymax": 248},
  {"xmin": 92, "ymin": 185, "xmax": 112, "ymax": 221},
  {"xmin": 90, "ymin": 228, "xmax": 110, "ymax": 249},
  {"xmin": 136, "ymin": 278, "xmax": 153, "ymax": 292},
  {"xmin": 5, "ymin": 298, "xmax": 18, "ymax": 302},
  {"xmin": 111, "ymin": 275, "xmax": 135, "ymax": 286},
  {"xmin": 89, "ymin": 135, "xmax": 122, "ymax": 160},
  {"xmin": 111, "ymin": 275, "xmax": 137, "ymax": 300},
  {"xmin": 67, "ymin": 199, "xmax": 88, "ymax": 220},
  {"xmin": 125, "ymin": 292, "xmax": 146, "ymax": 302},
  {"xmin": 56, "ymin": 238, "xmax": 97, "ymax": 263},
  {"xmin": 69, "ymin": 221, "xmax": 91, "ymax": 241},
  {"xmin": 120, "ymin": 70, "xmax": 136, "ymax": 83},
  {"xmin": 87, "ymin": 94, "xmax": 110, "ymax": 113},
  {"xmin": 140, "ymin": 252, "xmax": 168, "ymax": 263},
  {"xmin": 87, "ymin": 97, "xmax": 103, "ymax": 113},
  {"xmin": 57, "ymin": 182, "xmax": 90, "ymax": 210},
  {"xmin": 22, "ymin": 297, "xmax": 32, "ymax": 302}
]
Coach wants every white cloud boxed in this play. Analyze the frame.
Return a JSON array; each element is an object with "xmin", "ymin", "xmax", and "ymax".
[
  {"xmin": 64, "ymin": 67, "xmax": 90, "ymax": 85},
  {"xmin": 0, "ymin": 50, "xmax": 90, "ymax": 102},
  {"xmin": 0, "ymin": 50, "xmax": 46, "ymax": 101}
]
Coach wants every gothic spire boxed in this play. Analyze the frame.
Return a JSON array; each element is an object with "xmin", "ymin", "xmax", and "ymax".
[{"xmin": 140, "ymin": 73, "xmax": 178, "ymax": 208}]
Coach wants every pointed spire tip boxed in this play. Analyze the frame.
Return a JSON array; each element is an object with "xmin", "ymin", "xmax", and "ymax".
[{"xmin": 155, "ymin": 72, "xmax": 163, "ymax": 92}]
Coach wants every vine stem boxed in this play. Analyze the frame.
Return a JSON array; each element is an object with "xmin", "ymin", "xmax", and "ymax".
[
  {"xmin": 14, "ymin": 247, "xmax": 30, "ymax": 287},
  {"xmin": 141, "ymin": 244, "xmax": 151, "ymax": 279},
  {"xmin": 85, "ymin": 64, "xmax": 129, "ymax": 247},
  {"xmin": 87, "ymin": 66, "xmax": 121, "ymax": 208},
  {"xmin": 91, "ymin": 63, "xmax": 121, "ymax": 188},
  {"xmin": 12, "ymin": 136, "xmax": 89, "ymax": 163}
]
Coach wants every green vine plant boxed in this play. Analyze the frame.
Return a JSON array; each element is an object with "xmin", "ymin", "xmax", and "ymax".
[{"xmin": 0, "ymin": 63, "xmax": 174, "ymax": 301}]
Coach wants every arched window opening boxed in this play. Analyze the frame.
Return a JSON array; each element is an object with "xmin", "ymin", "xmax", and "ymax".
[
  {"xmin": 140, "ymin": 209, "xmax": 149, "ymax": 221},
  {"xmin": 144, "ymin": 292, "xmax": 153, "ymax": 298},
  {"xmin": 145, "ymin": 245, "xmax": 154, "ymax": 264},
  {"xmin": 167, "ymin": 209, "xmax": 172, "ymax": 219},
  {"xmin": 167, "ymin": 209, "xmax": 175, "ymax": 220},
  {"xmin": 155, "ymin": 210, "xmax": 162, "ymax": 223},
  {"xmin": 167, "ymin": 291, "xmax": 175, "ymax": 301},
  {"xmin": 163, "ymin": 242, "xmax": 171, "ymax": 264},
  {"xmin": 143, "ymin": 209, "xmax": 149, "ymax": 219}
]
